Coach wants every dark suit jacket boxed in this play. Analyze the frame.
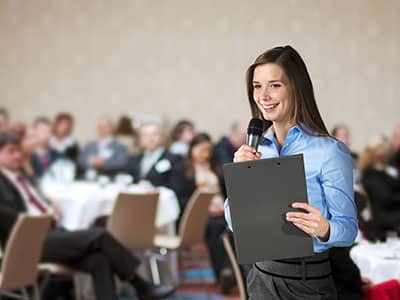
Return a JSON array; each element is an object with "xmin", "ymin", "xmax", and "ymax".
[
  {"xmin": 213, "ymin": 137, "xmax": 236, "ymax": 167},
  {"xmin": 31, "ymin": 149, "xmax": 61, "ymax": 179},
  {"xmin": 50, "ymin": 142, "xmax": 79, "ymax": 162},
  {"xmin": 361, "ymin": 167, "xmax": 400, "ymax": 230},
  {"xmin": 0, "ymin": 171, "xmax": 103, "ymax": 262},
  {"xmin": 125, "ymin": 150, "xmax": 189, "ymax": 209}
]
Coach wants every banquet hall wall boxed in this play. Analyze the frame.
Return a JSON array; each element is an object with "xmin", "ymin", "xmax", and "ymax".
[{"xmin": 0, "ymin": 0, "xmax": 399, "ymax": 151}]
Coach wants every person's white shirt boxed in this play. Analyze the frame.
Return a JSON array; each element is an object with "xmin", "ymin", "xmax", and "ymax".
[
  {"xmin": 49, "ymin": 135, "xmax": 76, "ymax": 153},
  {"xmin": 0, "ymin": 168, "xmax": 54, "ymax": 216},
  {"xmin": 97, "ymin": 137, "xmax": 114, "ymax": 160}
]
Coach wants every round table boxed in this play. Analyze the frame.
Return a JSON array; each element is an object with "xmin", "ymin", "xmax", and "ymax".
[
  {"xmin": 350, "ymin": 238, "xmax": 400, "ymax": 284},
  {"xmin": 40, "ymin": 179, "xmax": 180, "ymax": 230}
]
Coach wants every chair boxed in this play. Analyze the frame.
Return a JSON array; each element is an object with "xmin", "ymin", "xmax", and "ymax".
[
  {"xmin": 0, "ymin": 214, "xmax": 52, "ymax": 300},
  {"xmin": 40, "ymin": 192, "xmax": 160, "ymax": 299},
  {"xmin": 153, "ymin": 190, "xmax": 215, "ymax": 284},
  {"xmin": 39, "ymin": 263, "xmax": 84, "ymax": 300},
  {"xmin": 221, "ymin": 232, "xmax": 246, "ymax": 300},
  {"xmin": 107, "ymin": 192, "xmax": 160, "ymax": 283},
  {"xmin": 107, "ymin": 192, "xmax": 159, "ymax": 250}
]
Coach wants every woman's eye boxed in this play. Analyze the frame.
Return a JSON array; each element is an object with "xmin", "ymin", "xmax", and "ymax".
[
  {"xmin": 253, "ymin": 84, "xmax": 261, "ymax": 89},
  {"xmin": 271, "ymin": 83, "xmax": 281, "ymax": 88}
]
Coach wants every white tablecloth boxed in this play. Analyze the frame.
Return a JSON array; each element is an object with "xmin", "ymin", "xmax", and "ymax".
[
  {"xmin": 40, "ymin": 179, "xmax": 180, "ymax": 231},
  {"xmin": 350, "ymin": 239, "xmax": 400, "ymax": 284}
]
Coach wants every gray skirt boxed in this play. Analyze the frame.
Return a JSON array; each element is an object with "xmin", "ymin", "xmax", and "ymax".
[{"xmin": 247, "ymin": 251, "xmax": 337, "ymax": 300}]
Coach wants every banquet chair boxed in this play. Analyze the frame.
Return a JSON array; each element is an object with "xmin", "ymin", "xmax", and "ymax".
[
  {"xmin": 153, "ymin": 190, "xmax": 215, "ymax": 285},
  {"xmin": 221, "ymin": 232, "xmax": 246, "ymax": 300},
  {"xmin": 107, "ymin": 192, "xmax": 161, "ymax": 283},
  {"xmin": 0, "ymin": 214, "xmax": 52, "ymax": 300},
  {"xmin": 39, "ymin": 263, "xmax": 85, "ymax": 300}
]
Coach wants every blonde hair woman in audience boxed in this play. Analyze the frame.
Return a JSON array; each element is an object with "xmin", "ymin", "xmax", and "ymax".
[{"xmin": 357, "ymin": 135, "xmax": 400, "ymax": 236}]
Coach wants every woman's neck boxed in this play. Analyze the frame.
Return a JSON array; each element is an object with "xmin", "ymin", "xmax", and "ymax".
[{"xmin": 273, "ymin": 121, "xmax": 296, "ymax": 147}]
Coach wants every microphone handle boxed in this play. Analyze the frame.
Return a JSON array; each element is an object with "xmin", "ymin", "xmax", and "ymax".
[{"xmin": 246, "ymin": 134, "xmax": 260, "ymax": 151}]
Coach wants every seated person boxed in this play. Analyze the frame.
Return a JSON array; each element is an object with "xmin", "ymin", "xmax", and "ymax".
[
  {"xmin": 213, "ymin": 121, "xmax": 246, "ymax": 167},
  {"xmin": 78, "ymin": 116, "xmax": 128, "ymax": 177},
  {"xmin": 357, "ymin": 135, "xmax": 400, "ymax": 236},
  {"xmin": 332, "ymin": 123, "xmax": 358, "ymax": 163},
  {"xmin": 169, "ymin": 120, "xmax": 196, "ymax": 157},
  {"xmin": 125, "ymin": 122, "xmax": 184, "ymax": 196},
  {"xmin": 0, "ymin": 108, "xmax": 10, "ymax": 133},
  {"xmin": 180, "ymin": 133, "xmax": 234, "ymax": 293},
  {"xmin": 31, "ymin": 117, "xmax": 61, "ymax": 179},
  {"xmin": 49, "ymin": 112, "xmax": 79, "ymax": 162},
  {"xmin": 0, "ymin": 131, "xmax": 174, "ymax": 300},
  {"xmin": 390, "ymin": 124, "xmax": 400, "ymax": 172},
  {"xmin": 213, "ymin": 121, "xmax": 246, "ymax": 198}
]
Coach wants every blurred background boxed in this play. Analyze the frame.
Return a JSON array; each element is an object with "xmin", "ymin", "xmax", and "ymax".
[{"xmin": 1, "ymin": 0, "xmax": 399, "ymax": 151}]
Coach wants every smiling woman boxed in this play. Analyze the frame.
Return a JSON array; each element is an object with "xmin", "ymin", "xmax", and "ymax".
[{"xmin": 224, "ymin": 45, "xmax": 358, "ymax": 300}]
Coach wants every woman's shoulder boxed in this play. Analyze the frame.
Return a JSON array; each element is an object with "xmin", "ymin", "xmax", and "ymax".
[{"xmin": 310, "ymin": 135, "xmax": 351, "ymax": 156}]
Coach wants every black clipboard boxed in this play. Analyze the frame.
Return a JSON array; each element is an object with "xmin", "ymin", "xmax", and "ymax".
[{"xmin": 223, "ymin": 154, "xmax": 313, "ymax": 264}]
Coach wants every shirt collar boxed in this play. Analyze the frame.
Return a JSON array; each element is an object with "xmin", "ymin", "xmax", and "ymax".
[
  {"xmin": 144, "ymin": 147, "xmax": 165, "ymax": 158},
  {"xmin": 262, "ymin": 123, "xmax": 306, "ymax": 145},
  {"xmin": 1, "ymin": 168, "xmax": 19, "ymax": 182}
]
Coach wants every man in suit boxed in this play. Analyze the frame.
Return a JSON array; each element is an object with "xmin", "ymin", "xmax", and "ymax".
[
  {"xmin": 125, "ymin": 123, "xmax": 186, "ymax": 207},
  {"xmin": 213, "ymin": 121, "xmax": 246, "ymax": 167},
  {"xmin": 78, "ymin": 116, "xmax": 128, "ymax": 177},
  {"xmin": 30, "ymin": 117, "xmax": 61, "ymax": 178},
  {"xmin": 0, "ymin": 131, "xmax": 174, "ymax": 300}
]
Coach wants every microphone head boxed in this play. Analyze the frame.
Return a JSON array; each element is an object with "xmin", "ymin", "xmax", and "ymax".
[{"xmin": 247, "ymin": 118, "xmax": 263, "ymax": 136}]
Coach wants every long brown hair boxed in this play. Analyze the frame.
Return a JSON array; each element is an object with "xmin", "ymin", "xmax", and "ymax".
[
  {"xmin": 245, "ymin": 45, "xmax": 329, "ymax": 136},
  {"xmin": 184, "ymin": 133, "xmax": 221, "ymax": 180}
]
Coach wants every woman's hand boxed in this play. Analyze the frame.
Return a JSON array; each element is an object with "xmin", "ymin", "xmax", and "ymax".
[
  {"xmin": 233, "ymin": 145, "xmax": 261, "ymax": 162},
  {"xmin": 286, "ymin": 202, "xmax": 330, "ymax": 241}
]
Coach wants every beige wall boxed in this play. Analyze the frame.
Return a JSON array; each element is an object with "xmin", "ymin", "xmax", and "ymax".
[{"xmin": 0, "ymin": 0, "xmax": 399, "ymax": 151}]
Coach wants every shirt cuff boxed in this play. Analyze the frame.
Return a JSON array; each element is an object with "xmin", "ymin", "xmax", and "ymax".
[{"xmin": 316, "ymin": 220, "xmax": 337, "ymax": 245}]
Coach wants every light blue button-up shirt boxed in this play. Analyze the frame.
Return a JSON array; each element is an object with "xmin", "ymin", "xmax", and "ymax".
[{"xmin": 224, "ymin": 124, "xmax": 358, "ymax": 253}]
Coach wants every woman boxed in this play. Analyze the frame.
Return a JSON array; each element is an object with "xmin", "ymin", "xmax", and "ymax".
[
  {"xmin": 181, "ymin": 133, "xmax": 235, "ymax": 293},
  {"xmin": 357, "ymin": 135, "xmax": 400, "ymax": 235},
  {"xmin": 225, "ymin": 46, "xmax": 358, "ymax": 299},
  {"xmin": 49, "ymin": 112, "xmax": 79, "ymax": 161},
  {"xmin": 169, "ymin": 120, "xmax": 196, "ymax": 157}
]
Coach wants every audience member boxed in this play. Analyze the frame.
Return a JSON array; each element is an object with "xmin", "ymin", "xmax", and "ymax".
[
  {"xmin": 31, "ymin": 117, "xmax": 61, "ymax": 179},
  {"xmin": 115, "ymin": 115, "xmax": 137, "ymax": 155},
  {"xmin": 78, "ymin": 116, "xmax": 128, "ymax": 177},
  {"xmin": 49, "ymin": 112, "xmax": 79, "ymax": 161},
  {"xmin": 389, "ymin": 124, "xmax": 400, "ymax": 171},
  {"xmin": 180, "ymin": 133, "xmax": 234, "ymax": 293},
  {"xmin": 332, "ymin": 123, "xmax": 358, "ymax": 161},
  {"xmin": 213, "ymin": 121, "xmax": 246, "ymax": 198},
  {"xmin": 0, "ymin": 131, "xmax": 174, "ymax": 300},
  {"xmin": 125, "ymin": 122, "xmax": 186, "ymax": 198},
  {"xmin": 169, "ymin": 120, "xmax": 196, "ymax": 157},
  {"xmin": 357, "ymin": 135, "xmax": 400, "ymax": 237},
  {"xmin": 0, "ymin": 108, "xmax": 10, "ymax": 132},
  {"xmin": 213, "ymin": 120, "xmax": 246, "ymax": 167}
]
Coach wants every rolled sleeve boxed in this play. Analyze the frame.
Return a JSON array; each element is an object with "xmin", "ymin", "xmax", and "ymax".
[{"xmin": 318, "ymin": 141, "xmax": 358, "ymax": 248}]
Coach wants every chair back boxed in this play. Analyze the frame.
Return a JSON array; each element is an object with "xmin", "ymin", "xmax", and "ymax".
[
  {"xmin": 178, "ymin": 190, "xmax": 214, "ymax": 248},
  {"xmin": 0, "ymin": 214, "xmax": 52, "ymax": 290},
  {"xmin": 221, "ymin": 232, "xmax": 247, "ymax": 300},
  {"xmin": 107, "ymin": 192, "xmax": 159, "ymax": 250}
]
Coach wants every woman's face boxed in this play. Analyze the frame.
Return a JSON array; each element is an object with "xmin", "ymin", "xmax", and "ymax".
[
  {"xmin": 180, "ymin": 126, "xmax": 195, "ymax": 143},
  {"xmin": 335, "ymin": 127, "xmax": 350, "ymax": 147},
  {"xmin": 252, "ymin": 63, "xmax": 294, "ymax": 127},
  {"xmin": 55, "ymin": 119, "xmax": 72, "ymax": 137},
  {"xmin": 191, "ymin": 140, "xmax": 213, "ymax": 165}
]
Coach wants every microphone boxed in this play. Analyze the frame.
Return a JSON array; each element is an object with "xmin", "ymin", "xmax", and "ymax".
[{"xmin": 246, "ymin": 118, "xmax": 263, "ymax": 151}]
